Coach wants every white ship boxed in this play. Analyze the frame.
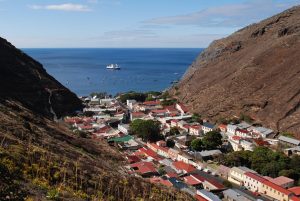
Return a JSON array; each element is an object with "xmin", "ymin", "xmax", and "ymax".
[{"xmin": 106, "ymin": 64, "xmax": 120, "ymax": 70}]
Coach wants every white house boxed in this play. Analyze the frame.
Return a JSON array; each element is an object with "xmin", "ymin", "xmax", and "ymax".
[
  {"xmin": 189, "ymin": 125, "xmax": 201, "ymax": 135},
  {"xmin": 118, "ymin": 123, "xmax": 130, "ymax": 135},
  {"xmin": 227, "ymin": 124, "xmax": 238, "ymax": 135},
  {"xmin": 202, "ymin": 122, "xmax": 215, "ymax": 134},
  {"xmin": 228, "ymin": 166, "xmax": 256, "ymax": 185},
  {"xmin": 126, "ymin": 99, "xmax": 137, "ymax": 110},
  {"xmin": 244, "ymin": 172, "xmax": 265, "ymax": 193}
]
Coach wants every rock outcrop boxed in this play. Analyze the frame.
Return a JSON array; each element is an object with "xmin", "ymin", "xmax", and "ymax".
[
  {"xmin": 0, "ymin": 37, "xmax": 82, "ymax": 118},
  {"xmin": 172, "ymin": 6, "xmax": 300, "ymax": 136}
]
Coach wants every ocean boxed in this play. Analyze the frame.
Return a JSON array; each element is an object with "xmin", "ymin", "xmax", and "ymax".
[{"xmin": 23, "ymin": 48, "xmax": 202, "ymax": 96}]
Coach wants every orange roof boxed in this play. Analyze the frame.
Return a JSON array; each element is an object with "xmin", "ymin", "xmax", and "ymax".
[
  {"xmin": 166, "ymin": 172, "xmax": 178, "ymax": 178},
  {"xmin": 290, "ymin": 196, "xmax": 300, "ymax": 201},
  {"xmin": 151, "ymin": 109, "xmax": 167, "ymax": 114},
  {"xmin": 232, "ymin": 136, "xmax": 242, "ymax": 141},
  {"xmin": 218, "ymin": 124, "xmax": 227, "ymax": 128},
  {"xmin": 149, "ymin": 177, "xmax": 173, "ymax": 187},
  {"xmin": 132, "ymin": 112, "xmax": 146, "ymax": 117},
  {"xmin": 130, "ymin": 161, "xmax": 157, "ymax": 174},
  {"xmin": 173, "ymin": 161, "xmax": 196, "ymax": 173},
  {"xmin": 245, "ymin": 172, "xmax": 266, "ymax": 183},
  {"xmin": 289, "ymin": 186, "xmax": 300, "ymax": 196},
  {"xmin": 271, "ymin": 176, "xmax": 294, "ymax": 186}
]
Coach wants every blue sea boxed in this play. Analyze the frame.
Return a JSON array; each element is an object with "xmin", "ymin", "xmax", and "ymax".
[{"xmin": 23, "ymin": 48, "xmax": 202, "ymax": 96}]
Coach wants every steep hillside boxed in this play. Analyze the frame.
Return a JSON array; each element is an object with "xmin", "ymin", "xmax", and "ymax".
[
  {"xmin": 172, "ymin": 6, "xmax": 300, "ymax": 136},
  {"xmin": 0, "ymin": 37, "xmax": 82, "ymax": 118},
  {"xmin": 0, "ymin": 38, "xmax": 193, "ymax": 200}
]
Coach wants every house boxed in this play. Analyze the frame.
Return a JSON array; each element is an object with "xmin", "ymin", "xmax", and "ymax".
[
  {"xmin": 135, "ymin": 147, "xmax": 162, "ymax": 161},
  {"xmin": 202, "ymin": 178, "xmax": 225, "ymax": 191},
  {"xmin": 172, "ymin": 161, "xmax": 196, "ymax": 174},
  {"xmin": 168, "ymin": 148, "xmax": 179, "ymax": 160},
  {"xmin": 244, "ymin": 172, "xmax": 266, "ymax": 193},
  {"xmin": 252, "ymin": 127, "xmax": 274, "ymax": 138},
  {"xmin": 150, "ymin": 109, "xmax": 168, "ymax": 117},
  {"xmin": 149, "ymin": 177, "xmax": 173, "ymax": 187},
  {"xmin": 190, "ymin": 125, "xmax": 201, "ymax": 136},
  {"xmin": 177, "ymin": 153, "xmax": 194, "ymax": 164},
  {"xmin": 195, "ymin": 150, "xmax": 222, "ymax": 161},
  {"xmin": 126, "ymin": 155, "xmax": 141, "ymax": 164},
  {"xmin": 117, "ymin": 123, "xmax": 130, "ymax": 135},
  {"xmin": 228, "ymin": 166, "xmax": 256, "ymax": 185},
  {"xmin": 195, "ymin": 189, "xmax": 221, "ymax": 201},
  {"xmin": 240, "ymin": 140, "xmax": 255, "ymax": 151},
  {"xmin": 126, "ymin": 99, "xmax": 136, "ymax": 109},
  {"xmin": 202, "ymin": 122, "xmax": 215, "ymax": 134},
  {"xmin": 223, "ymin": 189, "xmax": 252, "ymax": 201},
  {"xmin": 227, "ymin": 125, "xmax": 238, "ymax": 135},
  {"xmin": 265, "ymin": 176, "xmax": 294, "ymax": 189},
  {"xmin": 184, "ymin": 174, "xmax": 206, "ymax": 186},
  {"xmin": 279, "ymin": 136, "xmax": 300, "ymax": 148},
  {"xmin": 219, "ymin": 124, "xmax": 227, "ymax": 132},
  {"xmin": 176, "ymin": 103, "xmax": 188, "ymax": 115},
  {"xmin": 216, "ymin": 165, "xmax": 231, "ymax": 179},
  {"xmin": 236, "ymin": 122, "xmax": 252, "ymax": 130},
  {"xmin": 284, "ymin": 146, "xmax": 300, "ymax": 156},
  {"xmin": 288, "ymin": 186, "xmax": 300, "ymax": 197},
  {"xmin": 130, "ymin": 161, "xmax": 158, "ymax": 177},
  {"xmin": 130, "ymin": 112, "xmax": 146, "ymax": 121},
  {"xmin": 170, "ymin": 119, "xmax": 179, "ymax": 127},
  {"xmin": 236, "ymin": 129, "xmax": 250, "ymax": 138},
  {"xmin": 261, "ymin": 179, "xmax": 292, "ymax": 201}
]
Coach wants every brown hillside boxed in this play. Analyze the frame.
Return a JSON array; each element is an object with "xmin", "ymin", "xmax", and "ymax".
[{"xmin": 172, "ymin": 6, "xmax": 300, "ymax": 137}]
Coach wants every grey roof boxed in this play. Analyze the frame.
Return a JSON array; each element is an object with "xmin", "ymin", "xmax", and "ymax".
[
  {"xmin": 236, "ymin": 122, "xmax": 252, "ymax": 129},
  {"xmin": 198, "ymin": 150, "xmax": 222, "ymax": 157},
  {"xmin": 203, "ymin": 122, "xmax": 215, "ymax": 129},
  {"xmin": 278, "ymin": 136, "xmax": 300, "ymax": 146},
  {"xmin": 197, "ymin": 189, "xmax": 221, "ymax": 201},
  {"xmin": 159, "ymin": 159, "xmax": 173, "ymax": 167},
  {"xmin": 223, "ymin": 189, "xmax": 253, "ymax": 201}
]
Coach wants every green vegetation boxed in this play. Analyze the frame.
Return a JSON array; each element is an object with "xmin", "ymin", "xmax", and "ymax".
[
  {"xmin": 161, "ymin": 99, "xmax": 177, "ymax": 106},
  {"xmin": 280, "ymin": 132, "xmax": 294, "ymax": 138},
  {"xmin": 158, "ymin": 166, "xmax": 166, "ymax": 176},
  {"xmin": 191, "ymin": 113, "xmax": 202, "ymax": 123},
  {"xmin": 167, "ymin": 127, "xmax": 180, "ymax": 136},
  {"xmin": 166, "ymin": 139, "xmax": 175, "ymax": 148},
  {"xmin": 216, "ymin": 147, "xmax": 300, "ymax": 183},
  {"xmin": 191, "ymin": 131, "xmax": 222, "ymax": 151},
  {"xmin": 119, "ymin": 92, "xmax": 148, "ymax": 103},
  {"xmin": 191, "ymin": 139, "xmax": 203, "ymax": 151},
  {"xmin": 130, "ymin": 119, "xmax": 162, "ymax": 142},
  {"xmin": 239, "ymin": 113, "xmax": 253, "ymax": 123}
]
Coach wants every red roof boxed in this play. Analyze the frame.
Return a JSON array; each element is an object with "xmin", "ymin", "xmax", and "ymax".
[
  {"xmin": 204, "ymin": 178, "xmax": 225, "ymax": 189},
  {"xmin": 253, "ymin": 139, "xmax": 270, "ymax": 146},
  {"xmin": 183, "ymin": 124, "xmax": 190, "ymax": 129},
  {"xmin": 290, "ymin": 196, "xmax": 300, "ymax": 201},
  {"xmin": 166, "ymin": 172, "xmax": 178, "ymax": 178},
  {"xmin": 271, "ymin": 176, "xmax": 294, "ymax": 186},
  {"xmin": 126, "ymin": 155, "xmax": 141, "ymax": 164},
  {"xmin": 143, "ymin": 100, "xmax": 160, "ymax": 106},
  {"xmin": 190, "ymin": 125, "xmax": 201, "ymax": 130},
  {"xmin": 149, "ymin": 177, "xmax": 173, "ymax": 187},
  {"xmin": 184, "ymin": 175, "xmax": 201, "ymax": 186},
  {"xmin": 289, "ymin": 187, "xmax": 300, "ymax": 196},
  {"xmin": 244, "ymin": 172, "xmax": 266, "ymax": 183},
  {"xmin": 137, "ymin": 147, "xmax": 162, "ymax": 161},
  {"xmin": 237, "ymin": 129, "xmax": 249, "ymax": 134},
  {"xmin": 261, "ymin": 179, "xmax": 292, "ymax": 195},
  {"xmin": 218, "ymin": 124, "xmax": 227, "ymax": 129},
  {"xmin": 130, "ymin": 161, "xmax": 157, "ymax": 174},
  {"xmin": 172, "ymin": 161, "xmax": 196, "ymax": 173},
  {"xmin": 132, "ymin": 112, "xmax": 146, "ymax": 117},
  {"xmin": 177, "ymin": 103, "xmax": 189, "ymax": 113},
  {"xmin": 165, "ymin": 105, "xmax": 177, "ymax": 112},
  {"xmin": 232, "ymin": 136, "xmax": 242, "ymax": 141},
  {"xmin": 151, "ymin": 109, "xmax": 167, "ymax": 114},
  {"xmin": 79, "ymin": 124, "xmax": 93, "ymax": 130},
  {"xmin": 171, "ymin": 119, "xmax": 179, "ymax": 123}
]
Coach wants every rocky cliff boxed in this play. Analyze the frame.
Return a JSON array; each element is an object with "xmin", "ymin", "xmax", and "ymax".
[
  {"xmin": 0, "ymin": 37, "xmax": 82, "ymax": 118},
  {"xmin": 172, "ymin": 6, "xmax": 300, "ymax": 136}
]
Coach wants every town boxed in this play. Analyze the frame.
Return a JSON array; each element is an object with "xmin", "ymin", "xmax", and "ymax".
[{"xmin": 64, "ymin": 92, "xmax": 300, "ymax": 201}]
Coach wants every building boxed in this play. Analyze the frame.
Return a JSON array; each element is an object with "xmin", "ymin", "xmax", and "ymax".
[
  {"xmin": 172, "ymin": 161, "xmax": 196, "ymax": 174},
  {"xmin": 195, "ymin": 189, "xmax": 221, "ymax": 201},
  {"xmin": 177, "ymin": 153, "xmax": 193, "ymax": 164},
  {"xmin": 176, "ymin": 103, "xmax": 189, "ymax": 115},
  {"xmin": 223, "ymin": 189, "xmax": 252, "ymax": 201},
  {"xmin": 130, "ymin": 112, "xmax": 146, "ymax": 121},
  {"xmin": 219, "ymin": 124, "xmax": 227, "ymax": 132},
  {"xmin": 202, "ymin": 122, "xmax": 215, "ymax": 134},
  {"xmin": 217, "ymin": 165, "xmax": 231, "ymax": 179},
  {"xmin": 261, "ymin": 179, "xmax": 292, "ymax": 201},
  {"xmin": 228, "ymin": 166, "xmax": 256, "ymax": 185},
  {"xmin": 252, "ymin": 127, "xmax": 274, "ymax": 138},
  {"xmin": 244, "ymin": 172, "xmax": 266, "ymax": 193},
  {"xmin": 266, "ymin": 176, "xmax": 294, "ymax": 189},
  {"xmin": 284, "ymin": 146, "xmax": 300, "ymax": 156},
  {"xmin": 227, "ymin": 125, "xmax": 238, "ymax": 135},
  {"xmin": 130, "ymin": 161, "xmax": 158, "ymax": 177},
  {"xmin": 117, "ymin": 123, "xmax": 130, "ymax": 135},
  {"xmin": 190, "ymin": 125, "xmax": 201, "ymax": 136},
  {"xmin": 126, "ymin": 99, "xmax": 137, "ymax": 109},
  {"xmin": 168, "ymin": 148, "xmax": 179, "ymax": 160},
  {"xmin": 202, "ymin": 178, "xmax": 225, "ymax": 191},
  {"xmin": 195, "ymin": 150, "xmax": 222, "ymax": 161},
  {"xmin": 279, "ymin": 136, "xmax": 300, "ymax": 148}
]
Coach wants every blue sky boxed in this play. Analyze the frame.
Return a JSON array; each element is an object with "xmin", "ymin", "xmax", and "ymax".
[{"xmin": 0, "ymin": 0, "xmax": 299, "ymax": 48}]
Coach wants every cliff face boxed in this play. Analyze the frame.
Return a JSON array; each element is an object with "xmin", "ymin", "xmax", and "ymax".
[
  {"xmin": 172, "ymin": 6, "xmax": 300, "ymax": 136},
  {"xmin": 0, "ymin": 37, "xmax": 82, "ymax": 118}
]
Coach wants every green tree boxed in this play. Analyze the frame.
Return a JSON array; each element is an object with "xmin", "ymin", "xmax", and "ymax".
[
  {"xmin": 168, "ymin": 127, "xmax": 180, "ymax": 136},
  {"xmin": 280, "ymin": 132, "xmax": 294, "ymax": 138},
  {"xmin": 158, "ymin": 166, "xmax": 166, "ymax": 176},
  {"xmin": 119, "ymin": 92, "xmax": 147, "ymax": 103},
  {"xmin": 130, "ymin": 119, "xmax": 162, "ymax": 142},
  {"xmin": 191, "ymin": 139, "xmax": 203, "ymax": 151},
  {"xmin": 166, "ymin": 139, "xmax": 175, "ymax": 148},
  {"xmin": 202, "ymin": 131, "xmax": 222, "ymax": 150}
]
